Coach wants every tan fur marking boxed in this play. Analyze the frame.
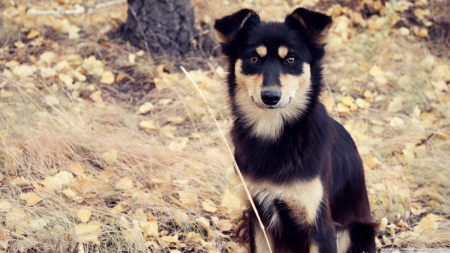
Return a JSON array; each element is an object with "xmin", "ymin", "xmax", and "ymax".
[
  {"xmin": 245, "ymin": 177, "xmax": 323, "ymax": 226},
  {"xmin": 253, "ymin": 223, "xmax": 274, "ymax": 253},
  {"xmin": 215, "ymin": 32, "xmax": 228, "ymax": 44},
  {"xmin": 278, "ymin": 46, "xmax": 289, "ymax": 59},
  {"xmin": 337, "ymin": 230, "xmax": 351, "ymax": 253},
  {"xmin": 310, "ymin": 242, "xmax": 320, "ymax": 253},
  {"xmin": 234, "ymin": 61, "xmax": 312, "ymax": 139},
  {"xmin": 256, "ymin": 45, "xmax": 268, "ymax": 58}
]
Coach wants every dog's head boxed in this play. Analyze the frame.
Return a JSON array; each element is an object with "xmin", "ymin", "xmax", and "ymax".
[{"xmin": 214, "ymin": 8, "xmax": 332, "ymax": 138}]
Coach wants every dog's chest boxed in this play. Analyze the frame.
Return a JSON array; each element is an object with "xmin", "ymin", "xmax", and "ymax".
[{"xmin": 246, "ymin": 177, "xmax": 324, "ymax": 230}]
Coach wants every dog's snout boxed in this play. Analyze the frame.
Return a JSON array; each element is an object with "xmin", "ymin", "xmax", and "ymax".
[{"xmin": 261, "ymin": 90, "xmax": 282, "ymax": 106}]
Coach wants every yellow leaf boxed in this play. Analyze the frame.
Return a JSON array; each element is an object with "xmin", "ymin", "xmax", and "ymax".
[
  {"xmin": 102, "ymin": 150, "xmax": 118, "ymax": 165},
  {"xmin": 218, "ymin": 220, "xmax": 233, "ymax": 232},
  {"xmin": 413, "ymin": 214, "xmax": 443, "ymax": 233},
  {"xmin": 416, "ymin": 28, "xmax": 428, "ymax": 38},
  {"xmin": 62, "ymin": 189, "xmax": 78, "ymax": 200},
  {"xmin": 178, "ymin": 191, "xmax": 198, "ymax": 207},
  {"xmin": 13, "ymin": 64, "xmax": 38, "ymax": 77},
  {"xmin": 0, "ymin": 200, "xmax": 12, "ymax": 212},
  {"xmin": 58, "ymin": 73, "xmax": 73, "ymax": 86},
  {"xmin": 168, "ymin": 137, "xmax": 189, "ymax": 151},
  {"xmin": 100, "ymin": 71, "xmax": 115, "ymax": 84},
  {"xmin": 139, "ymin": 120, "xmax": 158, "ymax": 130},
  {"xmin": 115, "ymin": 176, "xmax": 133, "ymax": 190},
  {"xmin": 90, "ymin": 90, "xmax": 103, "ymax": 103},
  {"xmin": 1, "ymin": 89, "xmax": 13, "ymax": 98},
  {"xmin": 128, "ymin": 53, "xmax": 136, "ymax": 65},
  {"xmin": 387, "ymin": 97, "xmax": 403, "ymax": 113},
  {"xmin": 196, "ymin": 217, "xmax": 210, "ymax": 232},
  {"xmin": 75, "ymin": 221, "xmax": 101, "ymax": 244},
  {"xmin": 390, "ymin": 117, "xmax": 405, "ymax": 129},
  {"xmin": 27, "ymin": 29, "xmax": 40, "ymax": 39},
  {"xmin": 413, "ymin": 8, "xmax": 430, "ymax": 20},
  {"xmin": 14, "ymin": 40, "xmax": 25, "ymax": 49},
  {"xmin": 221, "ymin": 189, "xmax": 241, "ymax": 211},
  {"xmin": 24, "ymin": 193, "xmax": 42, "ymax": 206},
  {"xmin": 410, "ymin": 202, "xmax": 426, "ymax": 215},
  {"xmin": 201, "ymin": 200, "xmax": 218, "ymax": 213},
  {"xmin": 54, "ymin": 171, "xmax": 74, "ymax": 186},
  {"xmin": 69, "ymin": 163, "xmax": 85, "ymax": 177},
  {"xmin": 44, "ymin": 95, "xmax": 60, "ymax": 106},
  {"xmin": 141, "ymin": 221, "xmax": 158, "ymax": 237},
  {"xmin": 77, "ymin": 209, "xmax": 92, "ymax": 223},
  {"xmin": 341, "ymin": 95, "xmax": 357, "ymax": 111},
  {"xmin": 379, "ymin": 217, "xmax": 388, "ymax": 231},
  {"xmin": 138, "ymin": 102, "xmax": 154, "ymax": 114},
  {"xmin": 369, "ymin": 65, "xmax": 384, "ymax": 77}
]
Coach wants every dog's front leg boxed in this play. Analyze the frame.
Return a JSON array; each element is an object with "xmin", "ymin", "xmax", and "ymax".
[{"xmin": 250, "ymin": 218, "xmax": 274, "ymax": 253}]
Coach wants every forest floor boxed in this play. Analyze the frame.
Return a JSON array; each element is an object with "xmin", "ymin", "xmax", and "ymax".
[{"xmin": 0, "ymin": 0, "xmax": 449, "ymax": 252}]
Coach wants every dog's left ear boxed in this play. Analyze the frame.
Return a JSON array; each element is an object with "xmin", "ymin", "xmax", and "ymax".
[
  {"xmin": 214, "ymin": 9, "xmax": 260, "ymax": 45},
  {"xmin": 286, "ymin": 8, "xmax": 332, "ymax": 43}
]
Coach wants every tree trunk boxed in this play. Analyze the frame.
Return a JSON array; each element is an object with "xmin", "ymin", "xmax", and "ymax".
[{"xmin": 123, "ymin": 0, "xmax": 198, "ymax": 59}]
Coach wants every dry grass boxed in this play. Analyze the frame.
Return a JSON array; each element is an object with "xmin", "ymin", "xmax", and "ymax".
[{"xmin": 1, "ymin": 0, "xmax": 450, "ymax": 252}]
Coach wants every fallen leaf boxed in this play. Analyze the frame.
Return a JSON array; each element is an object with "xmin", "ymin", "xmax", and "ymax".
[
  {"xmin": 20, "ymin": 192, "xmax": 42, "ymax": 206},
  {"xmin": 369, "ymin": 65, "xmax": 384, "ymax": 77},
  {"xmin": 379, "ymin": 217, "xmax": 388, "ymax": 231},
  {"xmin": 100, "ymin": 71, "xmax": 115, "ymax": 84},
  {"xmin": 196, "ymin": 217, "xmax": 210, "ymax": 232},
  {"xmin": 115, "ymin": 176, "xmax": 133, "ymax": 190},
  {"xmin": 221, "ymin": 189, "xmax": 241, "ymax": 211},
  {"xmin": 128, "ymin": 53, "xmax": 136, "ymax": 65},
  {"xmin": 0, "ymin": 200, "xmax": 12, "ymax": 212},
  {"xmin": 90, "ymin": 90, "xmax": 103, "ymax": 103},
  {"xmin": 75, "ymin": 221, "xmax": 101, "ymax": 244},
  {"xmin": 138, "ymin": 102, "xmax": 154, "ymax": 114},
  {"xmin": 168, "ymin": 138, "xmax": 189, "ymax": 151},
  {"xmin": 139, "ymin": 120, "xmax": 158, "ymax": 130},
  {"xmin": 202, "ymin": 200, "xmax": 218, "ymax": 213},
  {"xmin": 0, "ymin": 89, "xmax": 13, "ymax": 98},
  {"xmin": 69, "ymin": 163, "xmax": 85, "ymax": 177},
  {"xmin": 62, "ymin": 189, "xmax": 78, "ymax": 200},
  {"xmin": 77, "ymin": 209, "xmax": 92, "ymax": 223},
  {"xmin": 178, "ymin": 191, "xmax": 198, "ymax": 207},
  {"xmin": 44, "ymin": 95, "xmax": 60, "ymax": 106},
  {"xmin": 413, "ymin": 214, "xmax": 443, "ymax": 233},
  {"xmin": 27, "ymin": 29, "xmax": 40, "ymax": 39},
  {"xmin": 218, "ymin": 220, "xmax": 233, "ymax": 232},
  {"xmin": 102, "ymin": 150, "xmax": 118, "ymax": 165}
]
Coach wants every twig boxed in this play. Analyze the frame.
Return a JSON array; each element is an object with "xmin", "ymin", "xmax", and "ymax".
[
  {"xmin": 26, "ymin": 0, "xmax": 126, "ymax": 15},
  {"xmin": 180, "ymin": 66, "xmax": 273, "ymax": 253}
]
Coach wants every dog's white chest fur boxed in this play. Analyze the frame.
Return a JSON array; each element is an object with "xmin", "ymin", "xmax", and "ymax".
[{"xmin": 243, "ymin": 177, "xmax": 324, "ymax": 233}]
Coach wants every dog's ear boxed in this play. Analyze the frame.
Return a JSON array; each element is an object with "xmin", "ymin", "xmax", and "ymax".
[
  {"xmin": 214, "ymin": 9, "xmax": 260, "ymax": 45},
  {"xmin": 286, "ymin": 8, "xmax": 332, "ymax": 44}
]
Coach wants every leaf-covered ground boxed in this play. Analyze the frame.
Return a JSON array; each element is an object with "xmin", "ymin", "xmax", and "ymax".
[{"xmin": 0, "ymin": 0, "xmax": 449, "ymax": 252}]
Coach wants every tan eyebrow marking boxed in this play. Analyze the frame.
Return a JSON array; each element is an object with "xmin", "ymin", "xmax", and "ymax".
[
  {"xmin": 256, "ymin": 45, "xmax": 268, "ymax": 58},
  {"xmin": 278, "ymin": 46, "xmax": 289, "ymax": 58}
]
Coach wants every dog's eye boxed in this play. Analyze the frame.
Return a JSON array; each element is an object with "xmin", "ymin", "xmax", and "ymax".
[
  {"xmin": 249, "ymin": 56, "xmax": 259, "ymax": 63},
  {"xmin": 286, "ymin": 57, "xmax": 296, "ymax": 64}
]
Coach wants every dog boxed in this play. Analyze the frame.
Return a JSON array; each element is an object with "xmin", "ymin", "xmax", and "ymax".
[{"xmin": 214, "ymin": 8, "xmax": 377, "ymax": 253}]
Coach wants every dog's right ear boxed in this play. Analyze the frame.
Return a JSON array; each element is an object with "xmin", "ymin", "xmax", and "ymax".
[{"xmin": 214, "ymin": 9, "xmax": 260, "ymax": 45}]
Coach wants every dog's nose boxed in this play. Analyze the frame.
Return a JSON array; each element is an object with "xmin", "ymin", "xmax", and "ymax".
[{"xmin": 261, "ymin": 90, "xmax": 281, "ymax": 106}]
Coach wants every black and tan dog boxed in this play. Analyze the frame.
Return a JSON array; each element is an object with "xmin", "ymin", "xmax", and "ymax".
[{"xmin": 214, "ymin": 8, "xmax": 377, "ymax": 253}]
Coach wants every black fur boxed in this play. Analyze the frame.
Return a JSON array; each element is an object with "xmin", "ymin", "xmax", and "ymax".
[{"xmin": 215, "ymin": 8, "xmax": 377, "ymax": 253}]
